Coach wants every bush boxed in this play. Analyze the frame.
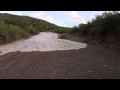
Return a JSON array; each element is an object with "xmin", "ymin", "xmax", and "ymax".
[
  {"xmin": 58, "ymin": 34, "xmax": 67, "ymax": 39},
  {"xmin": 52, "ymin": 27, "xmax": 71, "ymax": 34},
  {"xmin": 71, "ymin": 26, "xmax": 79, "ymax": 33},
  {"xmin": 0, "ymin": 21, "xmax": 30, "ymax": 44},
  {"xmin": 0, "ymin": 13, "xmax": 71, "ymax": 45},
  {"xmin": 71, "ymin": 11, "xmax": 120, "ymax": 42}
]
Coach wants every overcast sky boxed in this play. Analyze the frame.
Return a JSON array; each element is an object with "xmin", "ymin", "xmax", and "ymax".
[{"xmin": 0, "ymin": 11, "xmax": 107, "ymax": 27}]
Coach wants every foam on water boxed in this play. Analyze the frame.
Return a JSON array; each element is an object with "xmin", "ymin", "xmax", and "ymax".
[{"xmin": 0, "ymin": 32, "xmax": 87, "ymax": 55}]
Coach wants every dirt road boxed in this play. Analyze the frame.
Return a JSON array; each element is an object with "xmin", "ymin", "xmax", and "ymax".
[{"xmin": 0, "ymin": 35, "xmax": 120, "ymax": 79}]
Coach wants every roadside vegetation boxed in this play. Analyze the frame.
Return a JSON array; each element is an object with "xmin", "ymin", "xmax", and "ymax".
[{"xmin": 71, "ymin": 11, "xmax": 120, "ymax": 43}]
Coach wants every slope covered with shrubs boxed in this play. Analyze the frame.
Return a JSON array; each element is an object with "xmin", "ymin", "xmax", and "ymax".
[
  {"xmin": 0, "ymin": 13, "xmax": 66, "ymax": 44},
  {"xmin": 71, "ymin": 11, "xmax": 120, "ymax": 42}
]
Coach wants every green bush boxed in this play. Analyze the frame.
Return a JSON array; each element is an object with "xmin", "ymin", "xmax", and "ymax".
[
  {"xmin": 52, "ymin": 27, "xmax": 71, "ymax": 34},
  {"xmin": 71, "ymin": 11, "xmax": 120, "ymax": 39},
  {"xmin": 71, "ymin": 26, "xmax": 79, "ymax": 33},
  {"xmin": 58, "ymin": 34, "xmax": 67, "ymax": 39},
  {"xmin": 0, "ymin": 21, "xmax": 30, "ymax": 44},
  {"xmin": 0, "ymin": 13, "xmax": 66, "ymax": 44},
  {"xmin": 0, "ymin": 13, "xmax": 70, "ymax": 45}
]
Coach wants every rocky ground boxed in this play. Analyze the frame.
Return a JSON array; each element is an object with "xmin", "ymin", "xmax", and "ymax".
[{"xmin": 0, "ymin": 34, "xmax": 120, "ymax": 79}]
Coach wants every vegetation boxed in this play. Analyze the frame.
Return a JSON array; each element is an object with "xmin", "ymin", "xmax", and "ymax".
[
  {"xmin": 0, "ymin": 13, "xmax": 67, "ymax": 44},
  {"xmin": 71, "ymin": 11, "xmax": 120, "ymax": 42},
  {"xmin": 1, "ymin": 11, "xmax": 120, "ymax": 45},
  {"xmin": 58, "ymin": 34, "xmax": 67, "ymax": 39}
]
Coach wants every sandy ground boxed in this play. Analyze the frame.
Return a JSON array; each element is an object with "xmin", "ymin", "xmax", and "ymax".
[{"xmin": 0, "ymin": 32, "xmax": 87, "ymax": 55}]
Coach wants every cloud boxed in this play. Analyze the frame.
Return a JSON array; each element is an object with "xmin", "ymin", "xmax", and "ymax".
[
  {"xmin": 42, "ymin": 16, "xmax": 55, "ymax": 24},
  {"xmin": 28, "ymin": 12, "xmax": 56, "ymax": 24},
  {"xmin": 32, "ymin": 12, "xmax": 44, "ymax": 17},
  {"xmin": 64, "ymin": 11, "xmax": 87, "ymax": 27},
  {"xmin": 71, "ymin": 11, "xmax": 80, "ymax": 19},
  {"xmin": 0, "ymin": 11, "xmax": 22, "ymax": 15},
  {"xmin": 1, "ymin": 11, "xmax": 113, "ymax": 27},
  {"xmin": 71, "ymin": 11, "xmax": 87, "ymax": 23},
  {"xmin": 0, "ymin": 11, "xmax": 56, "ymax": 25}
]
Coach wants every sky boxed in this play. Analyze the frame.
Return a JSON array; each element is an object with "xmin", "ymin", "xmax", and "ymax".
[{"xmin": 0, "ymin": 11, "xmax": 108, "ymax": 27}]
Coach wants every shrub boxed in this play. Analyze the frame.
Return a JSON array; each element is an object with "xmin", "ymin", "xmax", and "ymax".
[
  {"xmin": 71, "ymin": 26, "xmax": 79, "ymax": 33},
  {"xmin": 71, "ymin": 11, "xmax": 120, "ymax": 42},
  {"xmin": 58, "ymin": 34, "xmax": 67, "ymax": 39}
]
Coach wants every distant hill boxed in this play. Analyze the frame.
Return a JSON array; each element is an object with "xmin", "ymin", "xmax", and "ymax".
[
  {"xmin": 0, "ymin": 13, "xmax": 69, "ymax": 44},
  {"xmin": 0, "ymin": 13, "xmax": 60, "ymax": 31}
]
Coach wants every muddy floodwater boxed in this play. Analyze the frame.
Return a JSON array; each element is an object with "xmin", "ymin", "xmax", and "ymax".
[{"xmin": 0, "ymin": 32, "xmax": 87, "ymax": 55}]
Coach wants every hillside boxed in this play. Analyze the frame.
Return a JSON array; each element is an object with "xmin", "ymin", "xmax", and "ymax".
[
  {"xmin": 0, "ymin": 13, "xmax": 59, "ymax": 30},
  {"xmin": 0, "ymin": 13, "xmax": 65, "ymax": 44},
  {"xmin": 71, "ymin": 11, "xmax": 120, "ymax": 43}
]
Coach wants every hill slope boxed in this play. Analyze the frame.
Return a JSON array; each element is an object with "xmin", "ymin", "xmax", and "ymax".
[
  {"xmin": 0, "ymin": 13, "xmax": 60, "ymax": 31},
  {"xmin": 0, "ymin": 13, "xmax": 63, "ymax": 44}
]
